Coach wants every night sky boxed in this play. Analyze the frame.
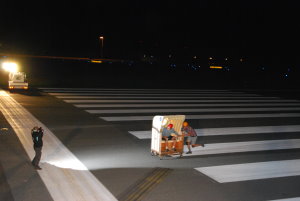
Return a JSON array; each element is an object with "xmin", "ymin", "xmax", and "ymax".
[{"xmin": 1, "ymin": 1, "xmax": 300, "ymax": 60}]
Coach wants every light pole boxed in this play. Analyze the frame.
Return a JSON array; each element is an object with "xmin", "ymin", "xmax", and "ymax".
[{"xmin": 99, "ymin": 36, "xmax": 104, "ymax": 58}]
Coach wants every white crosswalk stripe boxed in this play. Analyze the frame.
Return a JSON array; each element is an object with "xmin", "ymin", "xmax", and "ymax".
[
  {"xmin": 100, "ymin": 113, "xmax": 300, "ymax": 121},
  {"xmin": 48, "ymin": 92, "xmax": 264, "ymax": 97},
  {"xmin": 195, "ymin": 159, "xmax": 300, "ymax": 183},
  {"xmin": 269, "ymin": 198, "xmax": 300, "ymax": 201},
  {"xmin": 63, "ymin": 99, "xmax": 299, "ymax": 103},
  {"xmin": 40, "ymin": 88, "xmax": 300, "ymax": 192},
  {"xmin": 74, "ymin": 103, "xmax": 300, "ymax": 108},
  {"xmin": 129, "ymin": 125, "xmax": 300, "ymax": 139},
  {"xmin": 85, "ymin": 107, "xmax": 300, "ymax": 114}
]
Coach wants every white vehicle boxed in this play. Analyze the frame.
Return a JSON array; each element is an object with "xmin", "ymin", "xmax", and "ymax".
[{"xmin": 8, "ymin": 71, "xmax": 29, "ymax": 91}]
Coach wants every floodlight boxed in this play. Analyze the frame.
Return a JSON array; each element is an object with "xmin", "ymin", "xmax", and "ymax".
[{"xmin": 2, "ymin": 62, "xmax": 18, "ymax": 73}]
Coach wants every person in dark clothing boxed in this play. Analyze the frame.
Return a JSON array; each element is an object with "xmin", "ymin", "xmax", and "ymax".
[{"xmin": 31, "ymin": 126, "xmax": 44, "ymax": 170}]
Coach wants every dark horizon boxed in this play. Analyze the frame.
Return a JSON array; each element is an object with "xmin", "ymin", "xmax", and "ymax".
[{"xmin": 1, "ymin": 1, "xmax": 300, "ymax": 60}]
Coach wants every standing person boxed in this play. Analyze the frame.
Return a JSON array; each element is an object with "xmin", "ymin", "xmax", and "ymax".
[
  {"xmin": 181, "ymin": 121, "xmax": 204, "ymax": 154},
  {"xmin": 31, "ymin": 126, "xmax": 44, "ymax": 170},
  {"xmin": 162, "ymin": 123, "xmax": 178, "ymax": 152}
]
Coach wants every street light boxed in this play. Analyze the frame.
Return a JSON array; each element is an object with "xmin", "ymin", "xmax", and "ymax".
[{"xmin": 99, "ymin": 36, "xmax": 104, "ymax": 58}]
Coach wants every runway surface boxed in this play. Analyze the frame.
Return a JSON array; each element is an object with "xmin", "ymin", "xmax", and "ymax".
[{"xmin": 1, "ymin": 88, "xmax": 300, "ymax": 201}]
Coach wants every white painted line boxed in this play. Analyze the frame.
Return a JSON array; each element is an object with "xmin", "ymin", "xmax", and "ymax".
[
  {"xmin": 45, "ymin": 91, "xmax": 250, "ymax": 95},
  {"xmin": 100, "ymin": 113, "xmax": 300, "ymax": 121},
  {"xmin": 0, "ymin": 91, "xmax": 117, "ymax": 201},
  {"xmin": 129, "ymin": 125, "xmax": 300, "ymax": 139},
  {"xmin": 64, "ymin": 99, "xmax": 293, "ymax": 103},
  {"xmin": 269, "ymin": 197, "xmax": 300, "ymax": 201},
  {"xmin": 184, "ymin": 139, "xmax": 300, "ymax": 157},
  {"xmin": 48, "ymin": 92, "xmax": 258, "ymax": 96},
  {"xmin": 74, "ymin": 103, "xmax": 300, "ymax": 108},
  {"xmin": 39, "ymin": 87, "xmax": 231, "ymax": 92},
  {"xmin": 86, "ymin": 107, "xmax": 300, "ymax": 114},
  {"xmin": 195, "ymin": 159, "xmax": 300, "ymax": 183},
  {"xmin": 49, "ymin": 93, "xmax": 267, "ymax": 97}
]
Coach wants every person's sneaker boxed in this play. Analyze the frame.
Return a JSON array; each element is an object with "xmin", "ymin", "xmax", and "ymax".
[
  {"xmin": 186, "ymin": 151, "xmax": 192, "ymax": 154},
  {"xmin": 35, "ymin": 166, "xmax": 42, "ymax": 170},
  {"xmin": 202, "ymin": 144, "xmax": 205, "ymax": 147}
]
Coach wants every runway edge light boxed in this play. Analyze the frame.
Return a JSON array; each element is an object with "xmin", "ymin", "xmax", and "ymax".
[{"xmin": 210, "ymin": 66, "xmax": 223, "ymax": 69}]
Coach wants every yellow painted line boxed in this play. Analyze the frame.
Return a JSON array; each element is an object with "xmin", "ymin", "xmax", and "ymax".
[{"xmin": 119, "ymin": 168, "xmax": 172, "ymax": 201}]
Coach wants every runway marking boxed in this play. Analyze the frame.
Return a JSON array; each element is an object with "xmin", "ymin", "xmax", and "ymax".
[
  {"xmin": 100, "ymin": 113, "xmax": 300, "ymax": 121},
  {"xmin": 181, "ymin": 139, "xmax": 300, "ymax": 157},
  {"xmin": 40, "ymin": 88, "xmax": 231, "ymax": 92},
  {"xmin": 195, "ymin": 159, "xmax": 300, "ymax": 183},
  {"xmin": 50, "ymin": 93, "xmax": 268, "ymax": 98},
  {"xmin": 269, "ymin": 198, "xmax": 300, "ymax": 201},
  {"xmin": 44, "ymin": 90, "xmax": 251, "ymax": 96},
  {"xmin": 117, "ymin": 168, "xmax": 172, "ymax": 201},
  {"xmin": 86, "ymin": 107, "xmax": 300, "ymax": 114},
  {"xmin": 64, "ymin": 99, "xmax": 292, "ymax": 103},
  {"xmin": 129, "ymin": 125, "xmax": 300, "ymax": 139},
  {"xmin": 74, "ymin": 103, "xmax": 300, "ymax": 108},
  {"xmin": 0, "ymin": 91, "xmax": 117, "ymax": 201}
]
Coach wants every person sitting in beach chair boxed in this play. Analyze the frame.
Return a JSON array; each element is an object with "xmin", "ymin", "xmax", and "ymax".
[{"xmin": 162, "ymin": 123, "xmax": 178, "ymax": 152}]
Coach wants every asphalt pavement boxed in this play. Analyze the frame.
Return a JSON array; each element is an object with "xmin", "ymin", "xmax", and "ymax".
[{"xmin": 1, "ymin": 88, "xmax": 300, "ymax": 201}]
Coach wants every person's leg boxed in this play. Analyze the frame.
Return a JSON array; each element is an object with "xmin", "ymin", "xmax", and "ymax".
[
  {"xmin": 33, "ymin": 147, "xmax": 42, "ymax": 169},
  {"xmin": 36, "ymin": 147, "xmax": 42, "ymax": 166},
  {"xmin": 32, "ymin": 153, "xmax": 36, "ymax": 166},
  {"xmin": 191, "ymin": 136, "xmax": 201, "ymax": 147},
  {"xmin": 186, "ymin": 137, "xmax": 192, "ymax": 153},
  {"xmin": 164, "ymin": 137, "xmax": 169, "ymax": 151},
  {"xmin": 171, "ymin": 136, "xmax": 176, "ymax": 150},
  {"xmin": 187, "ymin": 141, "xmax": 192, "ymax": 152},
  {"xmin": 32, "ymin": 147, "xmax": 38, "ymax": 166}
]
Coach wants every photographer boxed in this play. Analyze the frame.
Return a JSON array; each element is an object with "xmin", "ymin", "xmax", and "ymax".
[{"xmin": 31, "ymin": 126, "xmax": 44, "ymax": 170}]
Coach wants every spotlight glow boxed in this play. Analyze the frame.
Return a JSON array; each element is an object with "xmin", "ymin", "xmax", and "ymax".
[
  {"xmin": 46, "ymin": 158, "xmax": 88, "ymax": 171},
  {"xmin": 2, "ymin": 62, "xmax": 18, "ymax": 73}
]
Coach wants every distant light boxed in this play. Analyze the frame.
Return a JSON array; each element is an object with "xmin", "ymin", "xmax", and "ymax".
[
  {"xmin": 193, "ymin": 56, "xmax": 197, "ymax": 59},
  {"xmin": 209, "ymin": 57, "xmax": 213, "ymax": 60},
  {"xmin": 210, "ymin": 66, "xmax": 223, "ymax": 69},
  {"xmin": 99, "ymin": 36, "xmax": 104, "ymax": 40},
  {"xmin": 2, "ymin": 62, "xmax": 18, "ymax": 73},
  {"xmin": 90, "ymin": 60, "xmax": 102, "ymax": 63},
  {"xmin": 225, "ymin": 58, "xmax": 228, "ymax": 61}
]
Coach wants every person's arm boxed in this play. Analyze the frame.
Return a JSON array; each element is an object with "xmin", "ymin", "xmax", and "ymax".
[
  {"xmin": 181, "ymin": 128, "xmax": 188, "ymax": 136},
  {"xmin": 40, "ymin": 128, "xmax": 44, "ymax": 137},
  {"xmin": 161, "ymin": 128, "xmax": 167, "ymax": 137}
]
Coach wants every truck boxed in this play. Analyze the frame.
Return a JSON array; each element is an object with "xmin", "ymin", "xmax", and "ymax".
[{"xmin": 8, "ymin": 71, "xmax": 29, "ymax": 91}]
